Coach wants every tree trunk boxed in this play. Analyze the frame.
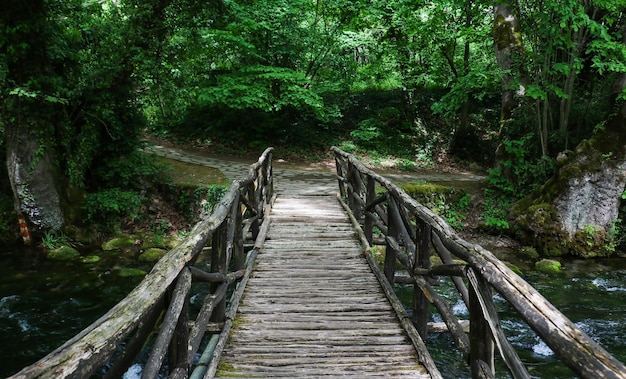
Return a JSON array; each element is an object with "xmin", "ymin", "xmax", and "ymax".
[
  {"xmin": 6, "ymin": 123, "xmax": 65, "ymax": 242},
  {"xmin": 511, "ymin": 70, "xmax": 626, "ymax": 258},
  {"xmin": 493, "ymin": 2, "xmax": 525, "ymax": 173},
  {"xmin": 493, "ymin": 2, "xmax": 524, "ymax": 136}
]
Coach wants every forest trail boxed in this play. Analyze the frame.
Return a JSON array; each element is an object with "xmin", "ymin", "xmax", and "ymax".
[{"xmin": 143, "ymin": 142, "xmax": 485, "ymax": 196}]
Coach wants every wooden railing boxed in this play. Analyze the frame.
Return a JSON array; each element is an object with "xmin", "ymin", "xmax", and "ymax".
[
  {"xmin": 331, "ymin": 146, "xmax": 626, "ymax": 379},
  {"xmin": 11, "ymin": 148, "xmax": 274, "ymax": 379}
]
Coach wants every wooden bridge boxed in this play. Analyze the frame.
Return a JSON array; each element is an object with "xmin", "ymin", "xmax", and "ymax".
[{"xmin": 10, "ymin": 147, "xmax": 626, "ymax": 379}]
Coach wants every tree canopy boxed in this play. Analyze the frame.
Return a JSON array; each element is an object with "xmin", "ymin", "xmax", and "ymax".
[{"xmin": 1, "ymin": 0, "xmax": 625, "ymax": 255}]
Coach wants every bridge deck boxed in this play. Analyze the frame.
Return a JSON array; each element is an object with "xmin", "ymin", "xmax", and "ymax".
[{"xmin": 215, "ymin": 194, "xmax": 430, "ymax": 378}]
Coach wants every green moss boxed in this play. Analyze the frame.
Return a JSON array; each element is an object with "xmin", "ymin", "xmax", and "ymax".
[
  {"xmin": 512, "ymin": 201, "xmax": 569, "ymax": 257},
  {"xmin": 430, "ymin": 255, "xmax": 443, "ymax": 266},
  {"xmin": 118, "ymin": 268, "xmax": 147, "ymax": 277},
  {"xmin": 102, "ymin": 236, "xmax": 136, "ymax": 251},
  {"xmin": 138, "ymin": 248, "xmax": 166, "ymax": 262},
  {"xmin": 570, "ymin": 225, "xmax": 613, "ymax": 258},
  {"xmin": 535, "ymin": 259, "xmax": 562, "ymax": 274},
  {"xmin": 141, "ymin": 235, "xmax": 180, "ymax": 250},
  {"xmin": 80, "ymin": 255, "xmax": 101, "ymax": 264},
  {"xmin": 400, "ymin": 182, "xmax": 461, "ymax": 201},
  {"xmin": 369, "ymin": 246, "xmax": 385, "ymax": 266},
  {"xmin": 399, "ymin": 182, "xmax": 466, "ymax": 224},
  {"xmin": 47, "ymin": 246, "xmax": 80, "ymax": 261},
  {"xmin": 505, "ymin": 262, "xmax": 523, "ymax": 275}
]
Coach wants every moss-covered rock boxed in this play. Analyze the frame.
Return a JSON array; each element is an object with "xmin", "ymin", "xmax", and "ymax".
[
  {"xmin": 512, "ymin": 203, "xmax": 566, "ymax": 257},
  {"xmin": 140, "ymin": 235, "xmax": 180, "ymax": 250},
  {"xmin": 400, "ymin": 182, "xmax": 466, "ymax": 205},
  {"xmin": 511, "ymin": 133, "xmax": 626, "ymax": 259},
  {"xmin": 118, "ymin": 268, "xmax": 147, "ymax": 277},
  {"xmin": 47, "ymin": 246, "xmax": 80, "ymax": 261},
  {"xmin": 102, "ymin": 236, "xmax": 136, "ymax": 251},
  {"xmin": 535, "ymin": 259, "xmax": 562, "ymax": 274},
  {"xmin": 138, "ymin": 248, "xmax": 167, "ymax": 262},
  {"xmin": 80, "ymin": 255, "xmax": 101, "ymax": 264}
]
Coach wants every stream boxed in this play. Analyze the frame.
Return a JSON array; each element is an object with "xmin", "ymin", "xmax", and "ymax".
[
  {"xmin": 0, "ymin": 246, "xmax": 148, "ymax": 377},
  {"xmin": 396, "ymin": 257, "xmax": 626, "ymax": 378},
  {"xmin": 2, "ymin": 244, "xmax": 626, "ymax": 378}
]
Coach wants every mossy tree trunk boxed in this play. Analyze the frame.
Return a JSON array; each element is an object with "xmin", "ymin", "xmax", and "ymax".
[
  {"xmin": 493, "ymin": 2, "xmax": 525, "ymax": 172},
  {"xmin": 511, "ymin": 65, "xmax": 626, "ymax": 258}
]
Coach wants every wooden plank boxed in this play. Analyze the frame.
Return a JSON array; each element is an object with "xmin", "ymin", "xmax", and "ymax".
[{"xmin": 213, "ymin": 194, "xmax": 432, "ymax": 378}]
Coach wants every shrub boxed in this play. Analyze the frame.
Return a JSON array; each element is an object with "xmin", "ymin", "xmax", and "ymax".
[{"xmin": 82, "ymin": 188, "xmax": 143, "ymax": 226}]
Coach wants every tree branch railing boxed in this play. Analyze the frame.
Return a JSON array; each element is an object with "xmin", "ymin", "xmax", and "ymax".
[
  {"xmin": 11, "ymin": 147, "xmax": 275, "ymax": 379},
  {"xmin": 332, "ymin": 146, "xmax": 626, "ymax": 379}
]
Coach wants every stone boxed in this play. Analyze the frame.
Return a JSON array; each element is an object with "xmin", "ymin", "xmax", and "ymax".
[
  {"xmin": 47, "ymin": 246, "xmax": 80, "ymax": 261},
  {"xmin": 102, "ymin": 236, "xmax": 135, "ymax": 251},
  {"xmin": 80, "ymin": 255, "xmax": 100, "ymax": 264},
  {"xmin": 535, "ymin": 259, "xmax": 562, "ymax": 274},
  {"xmin": 118, "ymin": 268, "xmax": 147, "ymax": 277},
  {"xmin": 138, "ymin": 248, "xmax": 166, "ymax": 262}
]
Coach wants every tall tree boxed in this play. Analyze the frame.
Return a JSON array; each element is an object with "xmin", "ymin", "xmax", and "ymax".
[{"xmin": 493, "ymin": 1, "xmax": 524, "ymax": 151}]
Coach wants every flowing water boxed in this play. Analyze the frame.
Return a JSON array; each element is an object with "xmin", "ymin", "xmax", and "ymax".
[
  {"xmin": 0, "ymin": 246, "xmax": 148, "ymax": 378},
  {"xmin": 3, "ymin": 243, "xmax": 626, "ymax": 378},
  {"xmin": 396, "ymin": 257, "xmax": 626, "ymax": 378}
]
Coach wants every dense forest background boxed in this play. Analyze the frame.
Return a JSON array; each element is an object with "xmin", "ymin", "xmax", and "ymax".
[{"xmin": 1, "ymin": 0, "xmax": 626, "ymax": 257}]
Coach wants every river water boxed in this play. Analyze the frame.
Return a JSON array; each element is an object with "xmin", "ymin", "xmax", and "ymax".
[
  {"xmin": 2, "ymin": 243, "xmax": 626, "ymax": 378},
  {"xmin": 397, "ymin": 257, "xmax": 626, "ymax": 378},
  {"xmin": 0, "ymin": 246, "xmax": 147, "ymax": 378}
]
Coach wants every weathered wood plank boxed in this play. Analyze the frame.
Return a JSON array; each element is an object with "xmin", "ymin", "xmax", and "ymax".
[{"xmin": 213, "ymin": 194, "xmax": 432, "ymax": 378}]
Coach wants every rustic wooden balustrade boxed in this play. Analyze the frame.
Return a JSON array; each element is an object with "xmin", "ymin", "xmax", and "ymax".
[
  {"xmin": 11, "ymin": 147, "xmax": 274, "ymax": 379},
  {"xmin": 331, "ymin": 146, "xmax": 626, "ymax": 379}
]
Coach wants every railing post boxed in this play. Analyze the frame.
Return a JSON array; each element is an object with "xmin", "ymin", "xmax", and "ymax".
[
  {"xmin": 248, "ymin": 181, "xmax": 260, "ymax": 241},
  {"xmin": 384, "ymin": 195, "xmax": 400, "ymax": 285},
  {"xmin": 413, "ymin": 218, "xmax": 431, "ymax": 338},
  {"xmin": 467, "ymin": 267, "xmax": 495, "ymax": 378},
  {"xmin": 334, "ymin": 154, "xmax": 347, "ymax": 198},
  {"xmin": 229, "ymin": 190, "xmax": 245, "ymax": 271},
  {"xmin": 364, "ymin": 175, "xmax": 375, "ymax": 246},
  {"xmin": 263, "ymin": 151, "xmax": 273, "ymax": 203},
  {"xmin": 211, "ymin": 223, "xmax": 228, "ymax": 323},
  {"xmin": 347, "ymin": 165, "xmax": 361, "ymax": 220},
  {"xmin": 168, "ymin": 297, "xmax": 189, "ymax": 375}
]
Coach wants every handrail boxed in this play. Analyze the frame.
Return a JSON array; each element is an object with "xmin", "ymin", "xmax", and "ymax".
[
  {"xmin": 10, "ymin": 147, "xmax": 274, "ymax": 379},
  {"xmin": 331, "ymin": 146, "xmax": 626, "ymax": 379}
]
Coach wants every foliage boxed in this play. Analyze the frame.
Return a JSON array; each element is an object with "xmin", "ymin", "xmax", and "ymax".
[
  {"xmin": 479, "ymin": 136, "xmax": 556, "ymax": 234},
  {"xmin": 82, "ymin": 189, "xmax": 143, "ymax": 227},
  {"xmin": 176, "ymin": 184, "xmax": 229, "ymax": 219},
  {"xmin": 1, "ymin": 0, "xmax": 625, "ymax": 247},
  {"xmin": 481, "ymin": 189, "xmax": 512, "ymax": 231},
  {"xmin": 444, "ymin": 193, "xmax": 471, "ymax": 230},
  {"xmin": 41, "ymin": 232, "xmax": 71, "ymax": 250},
  {"xmin": 204, "ymin": 185, "xmax": 228, "ymax": 208},
  {"xmin": 401, "ymin": 182, "xmax": 469, "ymax": 230},
  {"xmin": 91, "ymin": 150, "xmax": 166, "ymax": 190},
  {"xmin": 493, "ymin": 135, "xmax": 557, "ymax": 195}
]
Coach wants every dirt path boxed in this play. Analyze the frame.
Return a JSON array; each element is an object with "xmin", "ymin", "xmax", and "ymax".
[
  {"xmin": 144, "ymin": 140, "xmax": 524, "ymax": 264},
  {"xmin": 144, "ymin": 140, "xmax": 486, "ymax": 196}
]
